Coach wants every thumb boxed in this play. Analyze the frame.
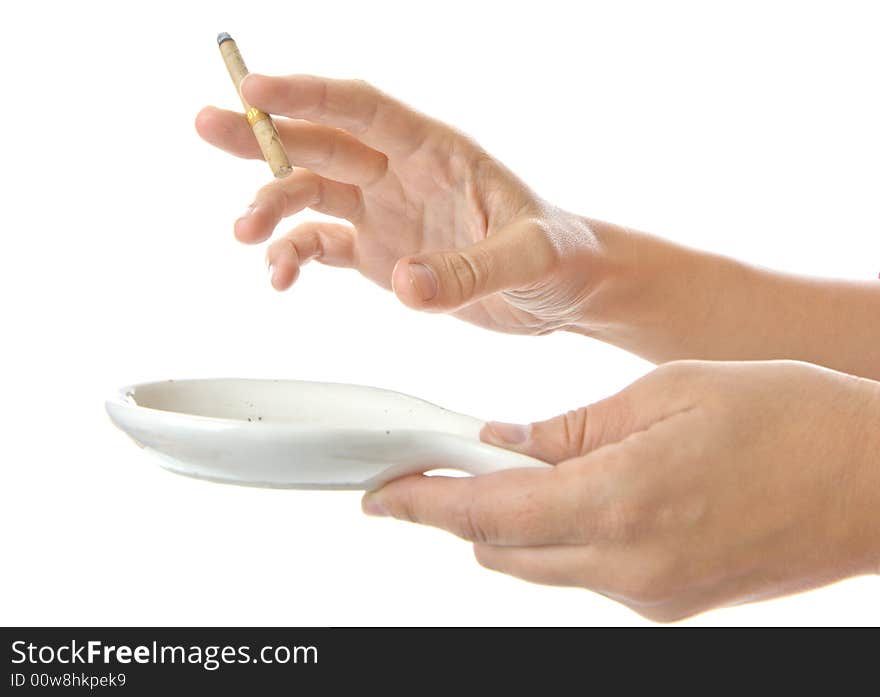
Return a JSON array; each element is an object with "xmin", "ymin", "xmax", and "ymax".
[
  {"xmin": 391, "ymin": 218, "xmax": 556, "ymax": 312},
  {"xmin": 481, "ymin": 363, "xmax": 700, "ymax": 464},
  {"xmin": 481, "ymin": 394, "xmax": 632, "ymax": 465}
]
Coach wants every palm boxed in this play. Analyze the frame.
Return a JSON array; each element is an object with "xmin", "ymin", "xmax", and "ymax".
[{"xmin": 351, "ymin": 144, "xmax": 538, "ymax": 332}]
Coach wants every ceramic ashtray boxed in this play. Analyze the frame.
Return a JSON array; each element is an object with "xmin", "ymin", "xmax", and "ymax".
[{"xmin": 106, "ymin": 379, "xmax": 548, "ymax": 489}]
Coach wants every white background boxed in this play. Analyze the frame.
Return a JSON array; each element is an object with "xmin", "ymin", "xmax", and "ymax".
[{"xmin": 2, "ymin": 1, "xmax": 878, "ymax": 626}]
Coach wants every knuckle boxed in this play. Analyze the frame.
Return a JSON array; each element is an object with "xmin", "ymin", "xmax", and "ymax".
[
  {"xmin": 472, "ymin": 544, "xmax": 499, "ymax": 571},
  {"xmin": 634, "ymin": 604, "xmax": 695, "ymax": 624},
  {"xmin": 587, "ymin": 465, "xmax": 653, "ymax": 542},
  {"xmin": 559, "ymin": 407, "xmax": 590, "ymax": 455},
  {"xmin": 595, "ymin": 499, "xmax": 645, "ymax": 542},
  {"xmin": 347, "ymin": 79, "xmax": 383, "ymax": 132},
  {"xmin": 256, "ymin": 184, "xmax": 286, "ymax": 217},
  {"xmin": 455, "ymin": 503, "xmax": 494, "ymax": 543},
  {"xmin": 301, "ymin": 77, "xmax": 329, "ymax": 117},
  {"xmin": 309, "ymin": 176, "xmax": 326, "ymax": 208},
  {"xmin": 467, "ymin": 247, "xmax": 493, "ymax": 291},
  {"xmin": 619, "ymin": 555, "xmax": 682, "ymax": 607},
  {"xmin": 652, "ymin": 359, "xmax": 714, "ymax": 389},
  {"xmin": 278, "ymin": 238, "xmax": 300, "ymax": 264},
  {"xmin": 621, "ymin": 577, "xmax": 667, "ymax": 608},
  {"xmin": 547, "ymin": 396, "xmax": 633, "ymax": 459},
  {"xmin": 390, "ymin": 486, "xmax": 421, "ymax": 524},
  {"xmin": 444, "ymin": 252, "xmax": 483, "ymax": 301},
  {"xmin": 255, "ymin": 180, "xmax": 278, "ymax": 201},
  {"xmin": 362, "ymin": 153, "xmax": 390, "ymax": 189},
  {"xmin": 523, "ymin": 218, "xmax": 560, "ymax": 274},
  {"xmin": 312, "ymin": 132, "xmax": 339, "ymax": 170},
  {"xmin": 653, "ymin": 360, "xmax": 697, "ymax": 381},
  {"xmin": 349, "ymin": 77, "xmax": 377, "ymax": 94},
  {"xmin": 569, "ymin": 456, "xmax": 638, "ymax": 542},
  {"xmin": 464, "ymin": 144, "xmax": 495, "ymax": 179},
  {"xmin": 592, "ymin": 396, "xmax": 634, "ymax": 450}
]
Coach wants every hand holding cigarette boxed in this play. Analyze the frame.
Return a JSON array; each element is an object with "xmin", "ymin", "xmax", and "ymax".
[
  {"xmin": 196, "ymin": 71, "xmax": 880, "ymax": 378},
  {"xmin": 198, "ymin": 71, "xmax": 599, "ymax": 337}
]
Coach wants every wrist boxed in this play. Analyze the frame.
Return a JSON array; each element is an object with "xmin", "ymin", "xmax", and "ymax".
[
  {"xmin": 562, "ymin": 219, "xmax": 685, "ymax": 336},
  {"xmin": 549, "ymin": 216, "xmax": 633, "ymax": 337},
  {"xmin": 560, "ymin": 218, "xmax": 704, "ymax": 338}
]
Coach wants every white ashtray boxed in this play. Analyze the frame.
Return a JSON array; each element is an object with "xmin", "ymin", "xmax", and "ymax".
[{"xmin": 106, "ymin": 378, "xmax": 548, "ymax": 490}]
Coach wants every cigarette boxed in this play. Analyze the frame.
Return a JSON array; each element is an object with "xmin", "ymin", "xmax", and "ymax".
[{"xmin": 217, "ymin": 32, "xmax": 292, "ymax": 179}]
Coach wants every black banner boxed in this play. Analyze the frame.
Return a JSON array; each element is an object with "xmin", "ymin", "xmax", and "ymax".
[{"xmin": 1, "ymin": 627, "xmax": 869, "ymax": 693}]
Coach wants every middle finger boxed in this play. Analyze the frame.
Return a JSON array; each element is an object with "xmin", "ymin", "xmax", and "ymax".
[{"xmin": 196, "ymin": 106, "xmax": 390, "ymax": 188}]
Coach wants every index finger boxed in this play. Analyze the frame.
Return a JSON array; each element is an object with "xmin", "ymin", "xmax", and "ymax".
[
  {"xmin": 361, "ymin": 467, "xmax": 587, "ymax": 546},
  {"xmin": 241, "ymin": 74, "xmax": 435, "ymax": 157}
]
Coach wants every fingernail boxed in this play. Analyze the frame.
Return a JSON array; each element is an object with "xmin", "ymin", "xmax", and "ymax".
[
  {"xmin": 362, "ymin": 495, "xmax": 389, "ymax": 517},
  {"xmin": 238, "ymin": 204, "xmax": 256, "ymax": 221},
  {"xmin": 408, "ymin": 263, "xmax": 438, "ymax": 301},
  {"xmin": 239, "ymin": 73, "xmax": 255, "ymax": 95},
  {"xmin": 485, "ymin": 421, "xmax": 530, "ymax": 445}
]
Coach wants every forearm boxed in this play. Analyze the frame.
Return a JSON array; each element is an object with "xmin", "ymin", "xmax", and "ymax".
[
  {"xmin": 572, "ymin": 219, "xmax": 880, "ymax": 380},
  {"xmin": 853, "ymin": 377, "xmax": 880, "ymax": 576}
]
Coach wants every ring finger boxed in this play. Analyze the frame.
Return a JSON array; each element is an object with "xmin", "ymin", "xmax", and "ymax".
[{"xmin": 234, "ymin": 168, "xmax": 363, "ymax": 244}]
